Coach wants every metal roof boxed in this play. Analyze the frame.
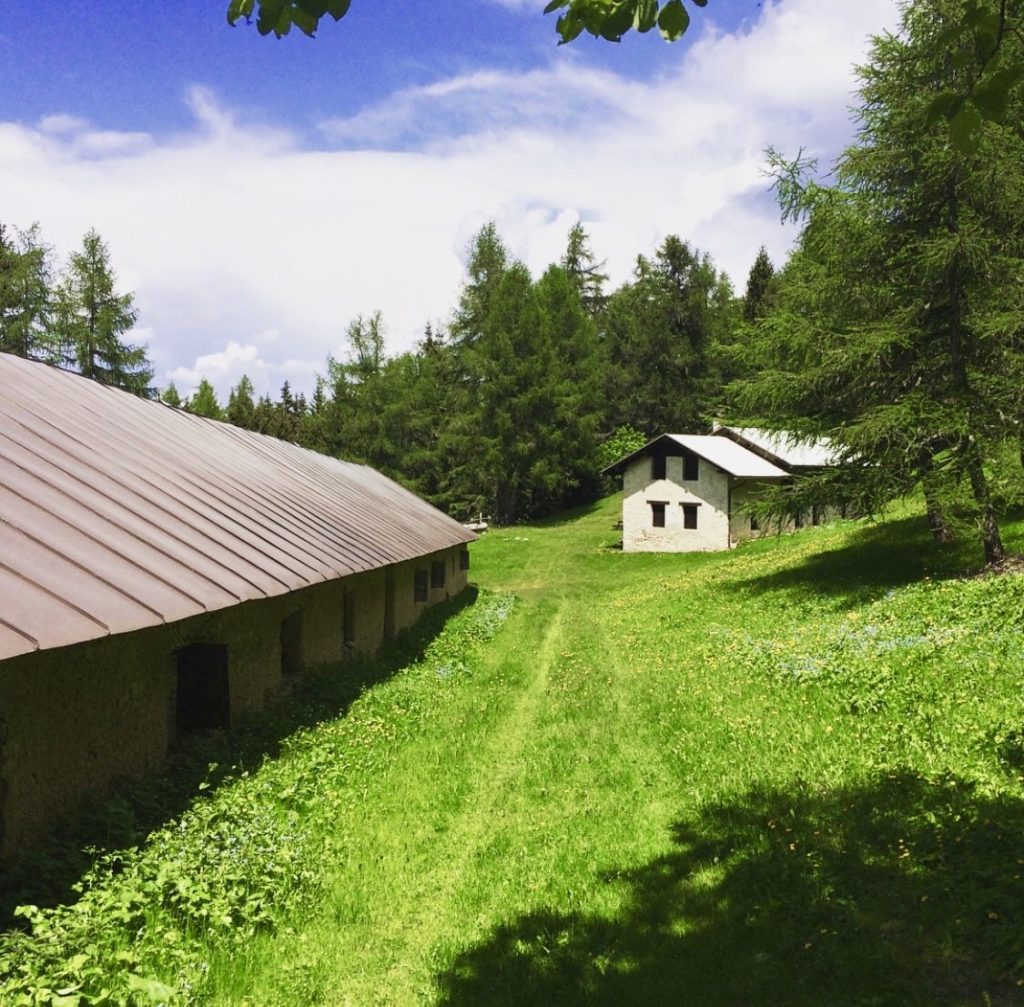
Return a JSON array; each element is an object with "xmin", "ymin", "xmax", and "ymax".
[
  {"xmin": 0, "ymin": 353, "xmax": 475, "ymax": 661},
  {"xmin": 715, "ymin": 427, "xmax": 840, "ymax": 469},
  {"xmin": 601, "ymin": 433, "xmax": 788, "ymax": 480}
]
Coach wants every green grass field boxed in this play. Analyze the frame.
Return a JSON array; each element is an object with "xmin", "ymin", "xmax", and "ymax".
[{"xmin": 3, "ymin": 498, "xmax": 1024, "ymax": 1006}]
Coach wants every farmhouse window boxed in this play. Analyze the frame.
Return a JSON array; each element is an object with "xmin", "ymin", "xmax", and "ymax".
[
  {"xmin": 460, "ymin": 549, "xmax": 470, "ymax": 571},
  {"xmin": 683, "ymin": 454, "xmax": 699, "ymax": 481},
  {"xmin": 343, "ymin": 591, "xmax": 356, "ymax": 645},
  {"xmin": 175, "ymin": 644, "xmax": 230, "ymax": 738},
  {"xmin": 650, "ymin": 501, "xmax": 666, "ymax": 528},
  {"xmin": 651, "ymin": 455, "xmax": 666, "ymax": 480},
  {"xmin": 431, "ymin": 559, "xmax": 446, "ymax": 589},
  {"xmin": 280, "ymin": 610, "xmax": 303, "ymax": 676},
  {"xmin": 682, "ymin": 503, "xmax": 699, "ymax": 529},
  {"xmin": 414, "ymin": 569, "xmax": 429, "ymax": 603}
]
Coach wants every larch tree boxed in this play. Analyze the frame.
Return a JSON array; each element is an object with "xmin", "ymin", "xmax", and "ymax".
[
  {"xmin": 186, "ymin": 378, "xmax": 224, "ymax": 419},
  {"xmin": 161, "ymin": 382, "xmax": 182, "ymax": 407},
  {"xmin": 0, "ymin": 223, "xmax": 54, "ymax": 361},
  {"xmin": 561, "ymin": 222, "xmax": 609, "ymax": 317},
  {"xmin": 734, "ymin": 0, "xmax": 1024, "ymax": 565},
  {"xmin": 54, "ymin": 229, "xmax": 153, "ymax": 396}
]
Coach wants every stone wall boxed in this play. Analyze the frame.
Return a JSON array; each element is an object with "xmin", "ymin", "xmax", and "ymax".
[
  {"xmin": 0, "ymin": 544, "xmax": 470, "ymax": 857},
  {"xmin": 622, "ymin": 455, "xmax": 731, "ymax": 552}
]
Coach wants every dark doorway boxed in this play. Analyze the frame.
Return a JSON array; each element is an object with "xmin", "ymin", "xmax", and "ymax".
[
  {"xmin": 281, "ymin": 610, "xmax": 303, "ymax": 677},
  {"xmin": 175, "ymin": 644, "xmax": 230, "ymax": 736},
  {"xmin": 383, "ymin": 568, "xmax": 396, "ymax": 641}
]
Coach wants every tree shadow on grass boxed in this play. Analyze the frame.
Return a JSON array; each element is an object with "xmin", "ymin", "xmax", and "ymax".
[
  {"xmin": 731, "ymin": 515, "xmax": 972, "ymax": 610},
  {"xmin": 437, "ymin": 771, "xmax": 1023, "ymax": 1006},
  {"xmin": 0, "ymin": 587, "xmax": 479, "ymax": 927}
]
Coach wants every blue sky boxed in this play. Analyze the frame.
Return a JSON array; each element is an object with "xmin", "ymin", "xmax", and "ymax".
[
  {"xmin": 1, "ymin": 1, "xmax": 900, "ymax": 398},
  {"xmin": 2, "ymin": 1, "xmax": 753, "ymax": 136}
]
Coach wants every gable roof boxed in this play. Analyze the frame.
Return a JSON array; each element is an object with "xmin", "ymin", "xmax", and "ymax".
[
  {"xmin": 601, "ymin": 433, "xmax": 788, "ymax": 480},
  {"xmin": 0, "ymin": 353, "xmax": 474, "ymax": 661},
  {"xmin": 715, "ymin": 426, "xmax": 840, "ymax": 469}
]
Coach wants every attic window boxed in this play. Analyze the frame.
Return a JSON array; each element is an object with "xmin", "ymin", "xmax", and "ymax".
[
  {"xmin": 414, "ymin": 569, "xmax": 429, "ymax": 603},
  {"xmin": 651, "ymin": 455, "xmax": 666, "ymax": 480},
  {"xmin": 682, "ymin": 503, "xmax": 699, "ymax": 529},
  {"xmin": 650, "ymin": 501, "xmax": 666, "ymax": 528},
  {"xmin": 683, "ymin": 454, "xmax": 699, "ymax": 481}
]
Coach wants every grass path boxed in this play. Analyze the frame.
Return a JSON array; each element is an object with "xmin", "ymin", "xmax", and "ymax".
[
  {"xmin": 8, "ymin": 495, "xmax": 1017, "ymax": 1007},
  {"xmin": 203, "ymin": 498, "xmax": 1024, "ymax": 1006}
]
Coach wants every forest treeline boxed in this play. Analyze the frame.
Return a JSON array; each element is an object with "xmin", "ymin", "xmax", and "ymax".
[
  {"xmin": 3, "ymin": 0, "xmax": 1022, "ymax": 561},
  {"xmin": 173, "ymin": 223, "xmax": 764, "ymax": 526},
  {"xmin": 1, "ymin": 214, "xmax": 771, "ymax": 525}
]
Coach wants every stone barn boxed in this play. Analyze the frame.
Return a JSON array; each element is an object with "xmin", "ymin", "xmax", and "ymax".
[
  {"xmin": 603, "ymin": 433, "xmax": 789, "ymax": 553},
  {"xmin": 0, "ymin": 353, "xmax": 475, "ymax": 855},
  {"xmin": 603, "ymin": 428, "xmax": 840, "ymax": 553}
]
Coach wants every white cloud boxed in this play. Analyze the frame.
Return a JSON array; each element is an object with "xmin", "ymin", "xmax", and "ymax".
[{"xmin": 0, "ymin": 0, "xmax": 900, "ymax": 400}]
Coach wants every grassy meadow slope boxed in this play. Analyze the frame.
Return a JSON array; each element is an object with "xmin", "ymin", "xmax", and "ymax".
[{"xmin": 2, "ymin": 497, "xmax": 1023, "ymax": 1006}]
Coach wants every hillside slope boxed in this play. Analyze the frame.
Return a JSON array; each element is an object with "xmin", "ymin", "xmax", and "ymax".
[{"xmin": 3, "ymin": 498, "xmax": 1023, "ymax": 1006}]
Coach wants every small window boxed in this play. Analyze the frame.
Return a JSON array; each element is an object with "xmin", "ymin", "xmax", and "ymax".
[
  {"xmin": 812, "ymin": 505, "xmax": 821, "ymax": 527},
  {"xmin": 750, "ymin": 514, "xmax": 759, "ymax": 532},
  {"xmin": 683, "ymin": 454, "xmax": 699, "ymax": 481},
  {"xmin": 682, "ymin": 503, "xmax": 699, "ymax": 529},
  {"xmin": 280, "ymin": 610, "xmax": 303, "ymax": 676},
  {"xmin": 175, "ymin": 644, "xmax": 230, "ymax": 737},
  {"xmin": 343, "ymin": 591, "xmax": 356, "ymax": 645},
  {"xmin": 651, "ymin": 455, "xmax": 666, "ymax": 480},
  {"xmin": 650, "ymin": 501, "xmax": 666, "ymax": 528},
  {"xmin": 794, "ymin": 511, "xmax": 804, "ymax": 529},
  {"xmin": 459, "ymin": 549, "xmax": 470, "ymax": 571},
  {"xmin": 414, "ymin": 569, "xmax": 429, "ymax": 603},
  {"xmin": 431, "ymin": 559, "xmax": 446, "ymax": 589}
]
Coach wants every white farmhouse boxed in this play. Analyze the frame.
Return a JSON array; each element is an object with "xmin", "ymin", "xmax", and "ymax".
[{"xmin": 603, "ymin": 428, "xmax": 840, "ymax": 553}]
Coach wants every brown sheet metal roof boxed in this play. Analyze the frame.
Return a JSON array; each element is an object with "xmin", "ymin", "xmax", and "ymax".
[{"xmin": 0, "ymin": 353, "xmax": 475, "ymax": 660}]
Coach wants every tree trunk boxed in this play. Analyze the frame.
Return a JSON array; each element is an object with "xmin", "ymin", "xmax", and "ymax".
[
  {"xmin": 963, "ymin": 439, "xmax": 1005, "ymax": 565},
  {"xmin": 943, "ymin": 181, "xmax": 1004, "ymax": 565},
  {"xmin": 919, "ymin": 452, "xmax": 954, "ymax": 543},
  {"xmin": 924, "ymin": 490, "xmax": 955, "ymax": 543}
]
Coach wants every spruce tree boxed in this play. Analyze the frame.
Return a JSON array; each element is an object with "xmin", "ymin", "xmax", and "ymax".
[
  {"xmin": 742, "ymin": 246, "xmax": 778, "ymax": 323},
  {"xmin": 605, "ymin": 236, "xmax": 729, "ymax": 436},
  {"xmin": 226, "ymin": 374, "xmax": 256, "ymax": 429},
  {"xmin": 55, "ymin": 229, "xmax": 153, "ymax": 395}
]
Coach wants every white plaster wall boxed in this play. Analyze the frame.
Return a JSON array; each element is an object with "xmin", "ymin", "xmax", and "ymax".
[{"xmin": 622, "ymin": 455, "xmax": 731, "ymax": 552}]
